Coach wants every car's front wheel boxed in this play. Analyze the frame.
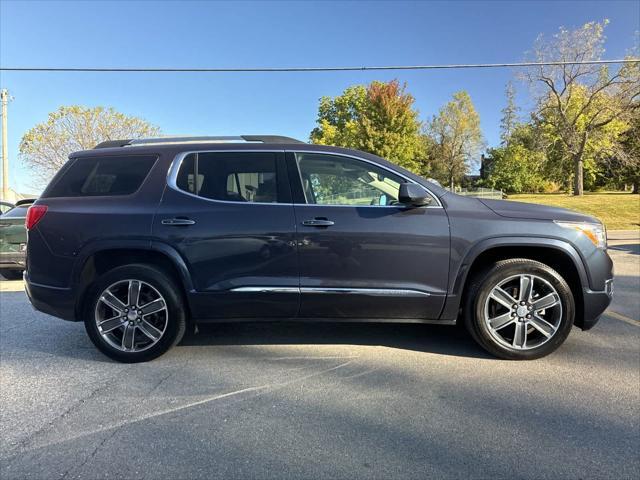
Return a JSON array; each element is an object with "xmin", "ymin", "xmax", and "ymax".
[
  {"xmin": 464, "ymin": 258, "xmax": 574, "ymax": 360},
  {"xmin": 83, "ymin": 264, "xmax": 186, "ymax": 363}
]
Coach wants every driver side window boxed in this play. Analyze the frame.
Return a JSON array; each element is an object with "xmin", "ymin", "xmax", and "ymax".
[{"xmin": 295, "ymin": 153, "xmax": 405, "ymax": 206}]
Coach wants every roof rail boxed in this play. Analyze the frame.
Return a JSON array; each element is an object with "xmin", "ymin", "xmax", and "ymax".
[
  {"xmin": 94, "ymin": 135, "xmax": 304, "ymax": 149},
  {"xmin": 93, "ymin": 140, "xmax": 132, "ymax": 149}
]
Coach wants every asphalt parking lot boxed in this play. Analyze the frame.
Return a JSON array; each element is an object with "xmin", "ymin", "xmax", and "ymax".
[{"xmin": 1, "ymin": 232, "xmax": 638, "ymax": 480}]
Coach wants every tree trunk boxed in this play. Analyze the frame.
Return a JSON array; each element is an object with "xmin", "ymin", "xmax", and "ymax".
[
  {"xmin": 633, "ymin": 181, "xmax": 639, "ymax": 195},
  {"xmin": 573, "ymin": 155, "xmax": 584, "ymax": 196},
  {"xmin": 450, "ymin": 176, "xmax": 454, "ymax": 191}
]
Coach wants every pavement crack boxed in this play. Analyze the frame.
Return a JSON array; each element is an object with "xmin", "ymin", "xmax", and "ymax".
[
  {"xmin": 145, "ymin": 359, "xmax": 190, "ymax": 397},
  {"xmin": 146, "ymin": 370, "xmax": 175, "ymax": 396},
  {"xmin": 6, "ymin": 365, "xmax": 128, "ymax": 459},
  {"xmin": 60, "ymin": 426, "xmax": 121, "ymax": 480}
]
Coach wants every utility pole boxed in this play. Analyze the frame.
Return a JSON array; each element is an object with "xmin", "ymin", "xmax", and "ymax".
[{"xmin": 1, "ymin": 89, "xmax": 8, "ymax": 200}]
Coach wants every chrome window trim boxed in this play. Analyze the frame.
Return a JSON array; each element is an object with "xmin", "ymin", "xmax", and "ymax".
[
  {"xmin": 230, "ymin": 286, "xmax": 431, "ymax": 297},
  {"xmin": 166, "ymin": 149, "xmax": 443, "ymax": 208},
  {"xmin": 166, "ymin": 149, "xmax": 290, "ymax": 206},
  {"xmin": 229, "ymin": 287, "xmax": 300, "ymax": 294},
  {"xmin": 302, "ymin": 287, "xmax": 431, "ymax": 297}
]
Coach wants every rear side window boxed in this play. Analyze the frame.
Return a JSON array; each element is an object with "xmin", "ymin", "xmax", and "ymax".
[
  {"xmin": 175, "ymin": 152, "xmax": 280, "ymax": 203},
  {"xmin": 44, "ymin": 155, "xmax": 157, "ymax": 198}
]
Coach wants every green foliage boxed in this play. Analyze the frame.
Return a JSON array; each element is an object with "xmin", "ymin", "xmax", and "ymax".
[
  {"xmin": 20, "ymin": 106, "xmax": 160, "ymax": 186},
  {"xmin": 428, "ymin": 91, "xmax": 484, "ymax": 189},
  {"xmin": 483, "ymin": 146, "xmax": 548, "ymax": 194},
  {"xmin": 602, "ymin": 107, "xmax": 640, "ymax": 192},
  {"xmin": 310, "ymin": 80, "xmax": 425, "ymax": 172},
  {"xmin": 484, "ymin": 124, "xmax": 550, "ymax": 193}
]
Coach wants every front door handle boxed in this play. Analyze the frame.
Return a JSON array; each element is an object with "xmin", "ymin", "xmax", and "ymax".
[
  {"xmin": 161, "ymin": 218, "xmax": 196, "ymax": 226},
  {"xmin": 302, "ymin": 219, "xmax": 335, "ymax": 227}
]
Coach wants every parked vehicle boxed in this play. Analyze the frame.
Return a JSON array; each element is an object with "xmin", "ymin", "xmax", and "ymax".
[
  {"xmin": 1, "ymin": 199, "xmax": 36, "ymax": 280},
  {"xmin": 0, "ymin": 201, "xmax": 15, "ymax": 215},
  {"xmin": 24, "ymin": 136, "xmax": 613, "ymax": 362}
]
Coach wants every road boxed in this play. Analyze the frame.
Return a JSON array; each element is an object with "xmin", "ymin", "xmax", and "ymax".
[{"xmin": 1, "ymin": 232, "xmax": 638, "ymax": 479}]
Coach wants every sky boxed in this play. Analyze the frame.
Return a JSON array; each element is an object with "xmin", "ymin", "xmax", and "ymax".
[{"xmin": 1, "ymin": 0, "xmax": 638, "ymax": 194}]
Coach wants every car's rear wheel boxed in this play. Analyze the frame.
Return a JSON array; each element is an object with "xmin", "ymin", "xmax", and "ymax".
[
  {"xmin": 83, "ymin": 264, "xmax": 186, "ymax": 363},
  {"xmin": 464, "ymin": 258, "xmax": 574, "ymax": 360}
]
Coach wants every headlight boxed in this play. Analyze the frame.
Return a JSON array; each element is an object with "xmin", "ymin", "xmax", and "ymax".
[{"xmin": 555, "ymin": 221, "xmax": 607, "ymax": 249}]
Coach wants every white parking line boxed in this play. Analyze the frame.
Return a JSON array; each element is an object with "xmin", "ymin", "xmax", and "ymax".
[
  {"xmin": 604, "ymin": 310, "xmax": 640, "ymax": 327},
  {"xmin": 0, "ymin": 280, "xmax": 24, "ymax": 292}
]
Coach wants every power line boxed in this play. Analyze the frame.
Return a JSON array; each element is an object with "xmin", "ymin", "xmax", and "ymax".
[{"xmin": 1, "ymin": 59, "xmax": 638, "ymax": 73}]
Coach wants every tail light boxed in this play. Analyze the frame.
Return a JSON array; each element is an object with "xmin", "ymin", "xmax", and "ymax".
[{"xmin": 25, "ymin": 205, "xmax": 48, "ymax": 230}]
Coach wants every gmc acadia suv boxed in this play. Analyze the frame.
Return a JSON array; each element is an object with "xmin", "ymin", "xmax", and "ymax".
[{"xmin": 24, "ymin": 135, "xmax": 613, "ymax": 362}]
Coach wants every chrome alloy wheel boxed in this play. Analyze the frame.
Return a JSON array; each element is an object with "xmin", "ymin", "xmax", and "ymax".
[
  {"xmin": 483, "ymin": 274, "xmax": 562, "ymax": 350},
  {"xmin": 94, "ymin": 279, "xmax": 168, "ymax": 352}
]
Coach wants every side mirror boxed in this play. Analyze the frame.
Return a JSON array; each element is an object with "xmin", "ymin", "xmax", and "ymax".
[{"xmin": 398, "ymin": 183, "xmax": 432, "ymax": 207}]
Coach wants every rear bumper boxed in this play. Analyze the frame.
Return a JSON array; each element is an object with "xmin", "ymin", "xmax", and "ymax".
[
  {"xmin": 0, "ymin": 251, "xmax": 26, "ymax": 269},
  {"xmin": 24, "ymin": 272, "xmax": 77, "ymax": 321},
  {"xmin": 580, "ymin": 279, "xmax": 614, "ymax": 330}
]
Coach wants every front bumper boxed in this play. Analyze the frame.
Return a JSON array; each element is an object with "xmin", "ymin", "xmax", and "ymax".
[
  {"xmin": 24, "ymin": 272, "xmax": 77, "ymax": 321},
  {"xmin": 580, "ymin": 279, "xmax": 614, "ymax": 330}
]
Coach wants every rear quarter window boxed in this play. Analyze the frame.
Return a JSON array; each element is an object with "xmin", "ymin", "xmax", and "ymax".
[{"xmin": 44, "ymin": 155, "xmax": 157, "ymax": 198}]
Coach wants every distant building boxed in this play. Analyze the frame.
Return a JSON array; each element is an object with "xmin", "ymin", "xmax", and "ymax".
[{"xmin": 479, "ymin": 153, "xmax": 493, "ymax": 180}]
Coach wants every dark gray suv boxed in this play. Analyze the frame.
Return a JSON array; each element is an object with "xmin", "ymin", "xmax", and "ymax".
[{"xmin": 24, "ymin": 136, "xmax": 613, "ymax": 362}]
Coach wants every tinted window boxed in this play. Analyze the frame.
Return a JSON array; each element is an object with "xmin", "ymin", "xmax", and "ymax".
[
  {"xmin": 45, "ymin": 155, "xmax": 157, "ymax": 197},
  {"xmin": 175, "ymin": 152, "xmax": 279, "ymax": 203},
  {"xmin": 296, "ymin": 153, "xmax": 406, "ymax": 206},
  {"xmin": 1, "ymin": 205, "xmax": 29, "ymax": 218}
]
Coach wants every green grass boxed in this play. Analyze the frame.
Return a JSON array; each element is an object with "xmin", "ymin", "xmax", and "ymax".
[{"xmin": 507, "ymin": 192, "xmax": 640, "ymax": 230}]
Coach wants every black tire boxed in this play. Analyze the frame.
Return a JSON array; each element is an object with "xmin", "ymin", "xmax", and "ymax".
[
  {"xmin": 464, "ymin": 258, "xmax": 574, "ymax": 360},
  {"xmin": 1, "ymin": 269, "xmax": 23, "ymax": 280},
  {"xmin": 83, "ymin": 264, "xmax": 186, "ymax": 363}
]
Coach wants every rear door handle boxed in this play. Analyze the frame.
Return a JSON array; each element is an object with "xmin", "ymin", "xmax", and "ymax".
[
  {"xmin": 161, "ymin": 218, "xmax": 196, "ymax": 226},
  {"xmin": 302, "ymin": 219, "xmax": 335, "ymax": 227}
]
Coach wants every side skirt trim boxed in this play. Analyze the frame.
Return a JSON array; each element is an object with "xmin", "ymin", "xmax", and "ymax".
[{"xmin": 229, "ymin": 286, "xmax": 431, "ymax": 297}]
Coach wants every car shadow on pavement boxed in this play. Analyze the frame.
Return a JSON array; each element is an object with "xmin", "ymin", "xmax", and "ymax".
[
  {"xmin": 608, "ymin": 243, "xmax": 640, "ymax": 255},
  {"xmin": 0, "ymin": 290, "xmax": 490, "ymax": 361},
  {"xmin": 180, "ymin": 321, "xmax": 493, "ymax": 359}
]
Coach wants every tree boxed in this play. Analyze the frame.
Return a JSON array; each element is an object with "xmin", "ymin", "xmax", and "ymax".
[
  {"xmin": 20, "ymin": 106, "xmax": 160, "ymax": 186},
  {"xmin": 310, "ymin": 80, "xmax": 425, "ymax": 172},
  {"xmin": 607, "ymin": 106, "xmax": 640, "ymax": 193},
  {"xmin": 523, "ymin": 20, "xmax": 640, "ymax": 195},
  {"xmin": 484, "ymin": 125, "xmax": 549, "ymax": 193},
  {"xmin": 428, "ymin": 91, "xmax": 484, "ymax": 190},
  {"xmin": 535, "ymin": 86, "xmax": 631, "ymax": 191},
  {"xmin": 500, "ymin": 81, "xmax": 520, "ymax": 145}
]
